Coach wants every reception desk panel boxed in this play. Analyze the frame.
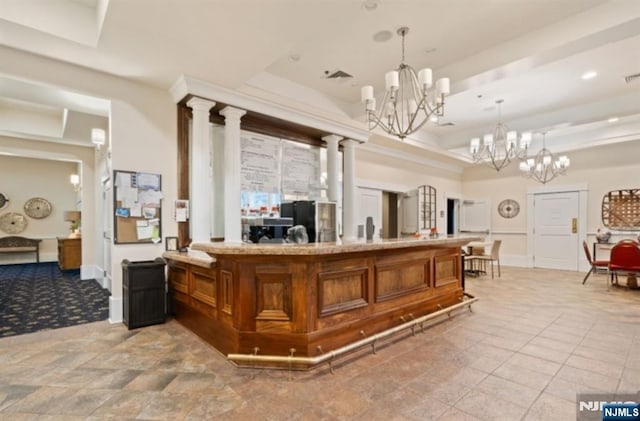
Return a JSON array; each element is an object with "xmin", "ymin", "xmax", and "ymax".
[{"xmin": 166, "ymin": 236, "xmax": 479, "ymax": 369}]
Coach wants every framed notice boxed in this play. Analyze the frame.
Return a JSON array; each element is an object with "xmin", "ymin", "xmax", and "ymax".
[
  {"xmin": 165, "ymin": 236, "xmax": 178, "ymax": 251},
  {"xmin": 282, "ymin": 141, "xmax": 319, "ymax": 196},
  {"xmin": 240, "ymin": 133, "xmax": 281, "ymax": 193},
  {"xmin": 113, "ymin": 169, "xmax": 163, "ymax": 244}
]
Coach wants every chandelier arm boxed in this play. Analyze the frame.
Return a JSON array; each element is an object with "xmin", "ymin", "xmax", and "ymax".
[{"xmin": 488, "ymin": 153, "xmax": 511, "ymax": 172}]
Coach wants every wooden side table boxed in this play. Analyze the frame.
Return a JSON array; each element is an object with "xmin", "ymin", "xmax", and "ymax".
[{"xmin": 57, "ymin": 237, "xmax": 81, "ymax": 270}]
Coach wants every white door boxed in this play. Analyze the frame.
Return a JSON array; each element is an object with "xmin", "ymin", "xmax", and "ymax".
[
  {"xmin": 401, "ymin": 189, "xmax": 418, "ymax": 235},
  {"xmin": 357, "ymin": 187, "xmax": 382, "ymax": 239},
  {"xmin": 102, "ymin": 178, "xmax": 112, "ymax": 291},
  {"xmin": 534, "ymin": 191, "xmax": 579, "ymax": 270}
]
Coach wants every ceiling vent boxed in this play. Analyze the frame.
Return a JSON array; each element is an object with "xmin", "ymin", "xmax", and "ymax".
[
  {"xmin": 325, "ymin": 70, "xmax": 353, "ymax": 79},
  {"xmin": 624, "ymin": 72, "xmax": 640, "ymax": 83}
]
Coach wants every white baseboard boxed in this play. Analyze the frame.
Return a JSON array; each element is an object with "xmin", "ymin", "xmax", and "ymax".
[
  {"xmin": 499, "ymin": 254, "xmax": 529, "ymax": 268},
  {"xmin": 80, "ymin": 265, "xmax": 111, "ymax": 290},
  {"xmin": 498, "ymin": 254, "xmax": 589, "ymax": 272},
  {"xmin": 81, "ymin": 264, "xmax": 96, "ymax": 280},
  {"xmin": 108, "ymin": 296, "xmax": 123, "ymax": 324}
]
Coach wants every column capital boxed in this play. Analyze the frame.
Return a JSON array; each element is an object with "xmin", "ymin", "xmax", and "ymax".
[
  {"xmin": 322, "ymin": 134, "xmax": 343, "ymax": 145},
  {"xmin": 341, "ymin": 138, "xmax": 358, "ymax": 148},
  {"xmin": 187, "ymin": 97, "xmax": 216, "ymax": 112},
  {"xmin": 219, "ymin": 106, "xmax": 247, "ymax": 120}
]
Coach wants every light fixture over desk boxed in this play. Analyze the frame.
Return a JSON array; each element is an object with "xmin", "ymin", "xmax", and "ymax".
[{"xmin": 63, "ymin": 210, "xmax": 81, "ymax": 238}]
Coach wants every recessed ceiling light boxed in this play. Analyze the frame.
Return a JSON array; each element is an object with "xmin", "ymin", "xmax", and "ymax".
[
  {"xmin": 373, "ymin": 30, "xmax": 392, "ymax": 42},
  {"xmin": 424, "ymin": 47, "xmax": 437, "ymax": 54},
  {"xmin": 581, "ymin": 70, "xmax": 598, "ymax": 80},
  {"xmin": 362, "ymin": 0, "xmax": 378, "ymax": 11},
  {"xmin": 608, "ymin": 117, "xmax": 619, "ymax": 123},
  {"xmin": 288, "ymin": 53, "xmax": 301, "ymax": 62}
]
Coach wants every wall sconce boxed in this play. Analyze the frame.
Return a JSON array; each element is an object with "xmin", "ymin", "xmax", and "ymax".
[
  {"xmin": 91, "ymin": 128, "xmax": 106, "ymax": 149},
  {"xmin": 70, "ymin": 174, "xmax": 80, "ymax": 192}
]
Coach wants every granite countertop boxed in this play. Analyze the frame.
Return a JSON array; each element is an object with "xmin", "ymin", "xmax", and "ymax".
[
  {"xmin": 162, "ymin": 250, "xmax": 216, "ymax": 268},
  {"xmin": 190, "ymin": 235, "xmax": 482, "ymax": 256}
]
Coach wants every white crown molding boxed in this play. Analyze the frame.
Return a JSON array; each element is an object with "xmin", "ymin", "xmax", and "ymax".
[
  {"xmin": 170, "ymin": 75, "xmax": 370, "ymax": 143},
  {"xmin": 359, "ymin": 142, "xmax": 464, "ymax": 175},
  {"xmin": 355, "ymin": 178, "xmax": 414, "ymax": 194}
]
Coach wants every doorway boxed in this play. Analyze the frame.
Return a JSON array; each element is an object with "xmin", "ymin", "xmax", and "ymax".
[
  {"xmin": 447, "ymin": 198, "xmax": 459, "ymax": 235},
  {"xmin": 382, "ymin": 191, "xmax": 398, "ymax": 238}
]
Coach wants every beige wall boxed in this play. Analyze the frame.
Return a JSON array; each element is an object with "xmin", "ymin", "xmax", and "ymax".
[
  {"xmin": 462, "ymin": 140, "xmax": 640, "ymax": 263},
  {"xmin": 0, "ymin": 153, "xmax": 80, "ymax": 263},
  {"xmin": 2, "ymin": 44, "xmax": 639, "ymax": 318},
  {"xmin": 356, "ymin": 143, "xmax": 463, "ymax": 234}
]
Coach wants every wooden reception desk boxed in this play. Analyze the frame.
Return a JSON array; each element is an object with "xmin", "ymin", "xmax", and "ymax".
[{"xmin": 164, "ymin": 236, "xmax": 479, "ymax": 370}]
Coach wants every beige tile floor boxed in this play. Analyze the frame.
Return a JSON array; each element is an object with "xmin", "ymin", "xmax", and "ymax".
[{"xmin": 1, "ymin": 266, "xmax": 639, "ymax": 420}]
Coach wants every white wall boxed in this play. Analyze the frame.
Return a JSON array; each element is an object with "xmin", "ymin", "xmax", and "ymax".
[{"xmin": 0, "ymin": 46, "xmax": 177, "ymax": 323}]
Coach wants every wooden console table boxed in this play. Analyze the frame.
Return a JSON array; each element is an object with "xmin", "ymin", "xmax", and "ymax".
[{"xmin": 57, "ymin": 237, "xmax": 81, "ymax": 270}]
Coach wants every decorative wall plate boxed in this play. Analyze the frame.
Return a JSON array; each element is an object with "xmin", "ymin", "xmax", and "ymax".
[
  {"xmin": 0, "ymin": 212, "xmax": 28, "ymax": 234},
  {"xmin": 0, "ymin": 192, "xmax": 8, "ymax": 210},
  {"xmin": 24, "ymin": 197, "xmax": 52, "ymax": 219},
  {"xmin": 498, "ymin": 199, "xmax": 520, "ymax": 219}
]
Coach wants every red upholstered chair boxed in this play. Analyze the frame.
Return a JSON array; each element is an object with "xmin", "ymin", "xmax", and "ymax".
[
  {"xmin": 608, "ymin": 240, "xmax": 640, "ymax": 287},
  {"xmin": 582, "ymin": 240, "xmax": 609, "ymax": 285}
]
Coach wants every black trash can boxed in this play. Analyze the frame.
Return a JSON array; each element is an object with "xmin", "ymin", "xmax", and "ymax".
[{"xmin": 122, "ymin": 258, "xmax": 166, "ymax": 329}]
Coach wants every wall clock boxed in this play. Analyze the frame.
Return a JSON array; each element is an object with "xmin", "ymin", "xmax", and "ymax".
[
  {"xmin": 0, "ymin": 212, "xmax": 28, "ymax": 234},
  {"xmin": 0, "ymin": 192, "xmax": 8, "ymax": 210},
  {"xmin": 498, "ymin": 199, "xmax": 520, "ymax": 219},
  {"xmin": 24, "ymin": 197, "xmax": 52, "ymax": 219}
]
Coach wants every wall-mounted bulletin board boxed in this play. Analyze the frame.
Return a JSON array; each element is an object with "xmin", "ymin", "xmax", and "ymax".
[{"xmin": 114, "ymin": 170, "xmax": 162, "ymax": 244}]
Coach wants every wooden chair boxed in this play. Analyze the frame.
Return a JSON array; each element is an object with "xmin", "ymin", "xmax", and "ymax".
[
  {"xmin": 475, "ymin": 240, "xmax": 501, "ymax": 279},
  {"xmin": 582, "ymin": 240, "xmax": 609, "ymax": 285}
]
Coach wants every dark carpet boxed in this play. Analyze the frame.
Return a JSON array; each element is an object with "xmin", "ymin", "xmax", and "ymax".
[{"xmin": 0, "ymin": 262, "xmax": 110, "ymax": 338}]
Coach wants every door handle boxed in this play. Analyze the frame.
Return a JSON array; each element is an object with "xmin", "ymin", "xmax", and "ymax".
[{"xmin": 571, "ymin": 218, "xmax": 577, "ymax": 233}]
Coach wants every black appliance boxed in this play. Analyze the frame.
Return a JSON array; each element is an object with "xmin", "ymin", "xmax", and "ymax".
[
  {"xmin": 281, "ymin": 201, "xmax": 336, "ymax": 243},
  {"xmin": 246, "ymin": 217, "xmax": 293, "ymax": 243}
]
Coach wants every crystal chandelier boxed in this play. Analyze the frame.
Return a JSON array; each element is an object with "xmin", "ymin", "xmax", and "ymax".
[
  {"xmin": 360, "ymin": 27, "xmax": 450, "ymax": 140},
  {"xmin": 469, "ymin": 99, "xmax": 531, "ymax": 172},
  {"xmin": 519, "ymin": 132, "xmax": 570, "ymax": 184}
]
